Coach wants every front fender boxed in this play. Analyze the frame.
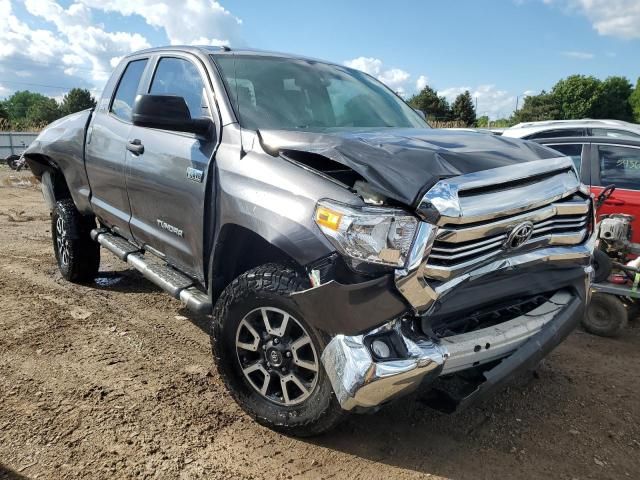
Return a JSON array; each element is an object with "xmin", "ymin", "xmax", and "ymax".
[{"xmin": 216, "ymin": 148, "xmax": 359, "ymax": 267}]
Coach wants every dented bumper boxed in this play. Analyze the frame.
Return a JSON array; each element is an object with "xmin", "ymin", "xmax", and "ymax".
[{"xmin": 320, "ymin": 269, "xmax": 590, "ymax": 411}]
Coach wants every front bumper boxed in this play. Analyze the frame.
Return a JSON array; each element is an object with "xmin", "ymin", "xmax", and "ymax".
[{"xmin": 321, "ymin": 267, "xmax": 591, "ymax": 411}]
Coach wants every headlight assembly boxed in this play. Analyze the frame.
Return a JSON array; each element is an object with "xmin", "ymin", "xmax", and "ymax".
[{"xmin": 314, "ymin": 200, "xmax": 419, "ymax": 269}]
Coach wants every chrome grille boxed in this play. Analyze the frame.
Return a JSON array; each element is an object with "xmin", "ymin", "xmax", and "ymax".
[{"xmin": 424, "ymin": 194, "xmax": 591, "ymax": 280}]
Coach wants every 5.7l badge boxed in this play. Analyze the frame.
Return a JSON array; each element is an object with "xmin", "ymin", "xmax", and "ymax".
[{"xmin": 186, "ymin": 167, "xmax": 204, "ymax": 183}]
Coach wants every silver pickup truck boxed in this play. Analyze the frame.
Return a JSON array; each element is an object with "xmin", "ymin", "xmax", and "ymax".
[{"xmin": 24, "ymin": 45, "xmax": 594, "ymax": 436}]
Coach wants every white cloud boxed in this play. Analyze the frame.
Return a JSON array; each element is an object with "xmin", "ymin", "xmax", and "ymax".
[
  {"xmin": 78, "ymin": 0, "xmax": 244, "ymax": 46},
  {"xmin": 344, "ymin": 56, "xmax": 426, "ymax": 96},
  {"xmin": 416, "ymin": 75, "xmax": 429, "ymax": 91},
  {"xmin": 439, "ymin": 84, "xmax": 520, "ymax": 120},
  {"xmin": 561, "ymin": 50, "xmax": 594, "ymax": 59},
  {"xmin": 0, "ymin": 0, "xmax": 244, "ymax": 99},
  {"xmin": 545, "ymin": 0, "xmax": 640, "ymax": 39}
]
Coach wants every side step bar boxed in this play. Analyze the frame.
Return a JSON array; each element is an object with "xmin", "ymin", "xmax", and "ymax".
[{"xmin": 91, "ymin": 230, "xmax": 212, "ymax": 315}]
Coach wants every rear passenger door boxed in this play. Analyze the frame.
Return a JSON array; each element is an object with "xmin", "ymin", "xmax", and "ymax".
[
  {"xmin": 125, "ymin": 54, "xmax": 217, "ymax": 280},
  {"xmin": 591, "ymin": 143, "xmax": 640, "ymax": 242},
  {"xmin": 85, "ymin": 57, "xmax": 149, "ymax": 240}
]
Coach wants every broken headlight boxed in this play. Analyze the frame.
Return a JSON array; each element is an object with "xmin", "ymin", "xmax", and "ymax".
[{"xmin": 314, "ymin": 200, "xmax": 418, "ymax": 269}]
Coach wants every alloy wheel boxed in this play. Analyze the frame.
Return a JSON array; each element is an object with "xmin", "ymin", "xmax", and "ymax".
[{"xmin": 235, "ymin": 307, "xmax": 319, "ymax": 406}]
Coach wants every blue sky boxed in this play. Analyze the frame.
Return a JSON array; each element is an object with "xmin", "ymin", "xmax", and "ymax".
[{"xmin": 1, "ymin": 0, "xmax": 639, "ymax": 118}]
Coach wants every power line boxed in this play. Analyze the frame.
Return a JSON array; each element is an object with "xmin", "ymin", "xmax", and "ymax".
[
  {"xmin": 0, "ymin": 57, "xmax": 111, "ymax": 74},
  {"xmin": 0, "ymin": 79, "xmax": 91, "ymax": 91}
]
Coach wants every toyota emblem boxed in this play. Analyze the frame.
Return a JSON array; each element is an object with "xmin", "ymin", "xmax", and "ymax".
[{"xmin": 505, "ymin": 221, "xmax": 534, "ymax": 250}]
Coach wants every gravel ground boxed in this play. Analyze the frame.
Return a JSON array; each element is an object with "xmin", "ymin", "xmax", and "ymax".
[{"xmin": 1, "ymin": 164, "xmax": 639, "ymax": 480}]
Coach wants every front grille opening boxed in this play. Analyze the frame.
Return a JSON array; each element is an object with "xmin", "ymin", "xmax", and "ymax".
[{"xmin": 426, "ymin": 292, "xmax": 553, "ymax": 338}]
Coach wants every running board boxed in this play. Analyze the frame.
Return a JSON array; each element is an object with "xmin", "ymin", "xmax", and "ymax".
[{"xmin": 91, "ymin": 230, "xmax": 212, "ymax": 315}]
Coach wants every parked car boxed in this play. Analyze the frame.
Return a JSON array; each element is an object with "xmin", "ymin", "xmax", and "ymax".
[
  {"xmin": 503, "ymin": 119, "xmax": 640, "ymax": 140},
  {"xmin": 23, "ymin": 46, "xmax": 594, "ymax": 436},
  {"xmin": 535, "ymin": 136, "xmax": 640, "ymax": 242}
]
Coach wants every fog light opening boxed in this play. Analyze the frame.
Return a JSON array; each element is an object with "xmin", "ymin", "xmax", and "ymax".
[{"xmin": 371, "ymin": 339, "xmax": 392, "ymax": 359}]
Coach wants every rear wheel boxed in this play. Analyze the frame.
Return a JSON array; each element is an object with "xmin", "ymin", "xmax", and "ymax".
[
  {"xmin": 211, "ymin": 263, "xmax": 344, "ymax": 436},
  {"xmin": 52, "ymin": 199, "xmax": 100, "ymax": 283},
  {"xmin": 582, "ymin": 293, "xmax": 627, "ymax": 337}
]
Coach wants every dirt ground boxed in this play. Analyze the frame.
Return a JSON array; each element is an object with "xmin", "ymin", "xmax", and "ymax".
[{"xmin": 0, "ymin": 165, "xmax": 639, "ymax": 480}]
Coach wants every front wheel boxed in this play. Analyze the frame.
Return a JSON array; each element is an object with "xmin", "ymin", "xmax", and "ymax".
[
  {"xmin": 52, "ymin": 199, "xmax": 100, "ymax": 283},
  {"xmin": 211, "ymin": 264, "xmax": 344, "ymax": 436}
]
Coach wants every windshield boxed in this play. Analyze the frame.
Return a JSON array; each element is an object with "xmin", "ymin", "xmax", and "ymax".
[{"xmin": 212, "ymin": 54, "xmax": 427, "ymax": 131}]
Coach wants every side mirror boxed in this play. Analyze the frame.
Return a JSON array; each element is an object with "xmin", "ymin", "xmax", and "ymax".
[
  {"xmin": 132, "ymin": 94, "xmax": 211, "ymax": 136},
  {"xmin": 414, "ymin": 109, "xmax": 427, "ymax": 120}
]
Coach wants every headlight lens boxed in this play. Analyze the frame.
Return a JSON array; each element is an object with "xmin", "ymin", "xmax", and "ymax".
[{"xmin": 314, "ymin": 200, "xmax": 419, "ymax": 268}]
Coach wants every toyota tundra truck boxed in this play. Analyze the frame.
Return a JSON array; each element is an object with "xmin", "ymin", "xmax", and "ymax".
[{"xmin": 23, "ymin": 46, "xmax": 594, "ymax": 436}]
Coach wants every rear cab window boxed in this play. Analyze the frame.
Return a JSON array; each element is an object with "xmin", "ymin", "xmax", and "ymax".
[
  {"xmin": 110, "ymin": 59, "xmax": 148, "ymax": 122},
  {"xmin": 596, "ymin": 144, "xmax": 640, "ymax": 190}
]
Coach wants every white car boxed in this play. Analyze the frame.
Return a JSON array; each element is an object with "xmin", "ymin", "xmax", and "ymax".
[{"xmin": 502, "ymin": 119, "xmax": 640, "ymax": 140}]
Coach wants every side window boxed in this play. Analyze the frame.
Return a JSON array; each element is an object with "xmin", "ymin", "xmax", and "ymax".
[
  {"xmin": 527, "ymin": 128, "xmax": 585, "ymax": 139},
  {"xmin": 547, "ymin": 143, "xmax": 583, "ymax": 172},
  {"xmin": 592, "ymin": 128, "xmax": 640, "ymax": 139},
  {"xmin": 597, "ymin": 145, "xmax": 640, "ymax": 190},
  {"xmin": 111, "ymin": 59, "xmax": 148, "ymax": 122},
  {"xmin": 149, "ymin": 57, "xmax": 208, "ymax": 119}
]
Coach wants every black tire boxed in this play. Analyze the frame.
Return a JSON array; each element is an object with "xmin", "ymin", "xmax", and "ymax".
[
  {"xmin": 592, "ymin": 249, "xmax": 613, "ymax": 284},
  {"xmin": 582, "ymin": 293, "xmax": 628, "ymax": 337},
  {"xmin": 6, "ymin": 155, "xmax": 20, "ymax": 170},
  {"xmin": 211, "ymin": 263, "xmax": 344, "ymax": 437},
  {"xmin": 51, "ymin": 199, "xmax": 100, "ymax": 283}
]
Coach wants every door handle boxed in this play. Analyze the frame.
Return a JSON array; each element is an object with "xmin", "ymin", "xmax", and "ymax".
[
  {"xmin": 127, "ymin": 139, "xmax": 144, "ymax": 155},
  {"xmin": 604, "ymin": 198, "xmax": 625, "ymax": 206}
]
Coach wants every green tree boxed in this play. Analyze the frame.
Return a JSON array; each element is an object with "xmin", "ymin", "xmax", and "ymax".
[
  {"xmin": 511, "ymin": 91, "xmax": 560, "ymax": 123},
  {"xmin": 451, "ymin": 90, "xmax": 476, "ymax": 126},
  {"xmin": 3, "ymin": 90, "xmax": 61, "ymax": 123},
  {"xmin": 476, "ymin": 115, "xmax": 489, "ymax": 127},
  {"xmin": 629, "ymin": 77, "xmax": 640, "ymax": 123},
  {"xmin": 26, "ymin": 96, "xmax": 61, "ymax": 124},
  {"xmin": 60, "ymin": 88, "xmax": 97, "ymax": 116},
  {"xmin": 0, "ymin": 101, "xmax": 8, "ymax": 120},
  {"xmin": 595, "ymin": 76, "xmax": 633, "ymax": 121},
  {"xmin": 551, "ymin": 75, "xmax": 602, "ymax": 119},
  {"xmin": 407, "ymin": 85, "xmax": 451, "ymax": 121}
]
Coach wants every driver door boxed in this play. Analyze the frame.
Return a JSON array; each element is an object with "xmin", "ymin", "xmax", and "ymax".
[{"xmin": 125, "ymin": 54, "xmax": 217, "ymax": 280}]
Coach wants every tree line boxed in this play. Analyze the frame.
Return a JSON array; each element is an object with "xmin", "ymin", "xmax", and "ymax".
[
  {"xmin": 408, "ymin": 74, "xmax": 640, "ymax": 128},
  {"xmin": 2, "ymin": 75, "xmax": 640, "ymax": 131},
  {"xmin": 0, "ymin": 89, "xmax": 96, "ymax": 130}
]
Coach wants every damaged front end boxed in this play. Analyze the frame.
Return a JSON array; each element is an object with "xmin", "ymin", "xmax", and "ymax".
[{"xmin": 292, "ymin": 156, "xmax": 594, "ymax": 412}]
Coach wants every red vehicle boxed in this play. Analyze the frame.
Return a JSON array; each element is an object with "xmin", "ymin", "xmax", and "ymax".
[{"xmin": 536, "ymin": 136, "xmax": 640, "ymax": 242}]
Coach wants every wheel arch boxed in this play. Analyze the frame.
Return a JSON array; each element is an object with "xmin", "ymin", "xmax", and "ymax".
[
  {"xmin": 24, "ymin": 153, "xmax": 73, "ymax": 210},
  {"xmin": 209, "ymin": 223, "xmax": 307, "ymax": 304}
]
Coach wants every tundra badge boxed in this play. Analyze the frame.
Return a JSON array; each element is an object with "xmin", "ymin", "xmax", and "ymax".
[{"xmin": 157, "ymin": 219, "xmax": 184, "ymax": 238}]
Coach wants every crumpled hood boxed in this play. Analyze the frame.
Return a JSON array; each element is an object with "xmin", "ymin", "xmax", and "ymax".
[{"xmin": 259, "ymin": 128, "xmax": 559, "ymax": 207}]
